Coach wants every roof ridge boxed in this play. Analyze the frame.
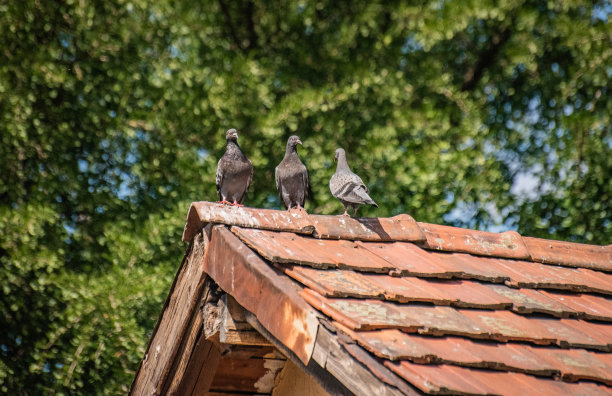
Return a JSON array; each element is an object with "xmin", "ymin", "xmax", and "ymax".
[{"xmin": 182, "ymin": 201, "xmax": 612, "ymax": 270}]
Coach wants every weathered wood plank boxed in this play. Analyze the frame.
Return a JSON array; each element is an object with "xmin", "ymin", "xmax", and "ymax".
[
  {"xmin": 166, "ymin": 277, "xmax": 222, "ymax": 395},
  {"xmin": 221, "ymin": 296, "xmax": 272, "ymax": 347},
  {"xmin": 180, "ymin": 337, "xmax": 221, "ymax": 396},
  {"xmin": 130, "ymin": 226, "xmax": 211, "ymax": 396}
]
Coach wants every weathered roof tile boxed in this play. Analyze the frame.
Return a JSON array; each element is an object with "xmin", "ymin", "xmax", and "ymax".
[
  {"xmin": 386, "ymin": 361, "xmax": 612, "ymax": 396},
  {"xmin": 524, "ymin": 236, "xmax": 612, "ymax": 271},
  {"xmin": 418, "ymin": 222, "xmax": 531, "ymax": 259},
  {"xmin": 339, "ymin": 328, "xmax": 612, "ymax": 385},
  {"xmin": 540, "ymin": 291, "xmax": 612, "ymax": 321},
  {"xmin": 232, "ymin": 227, "xmax": 396, "ymax": 272}
]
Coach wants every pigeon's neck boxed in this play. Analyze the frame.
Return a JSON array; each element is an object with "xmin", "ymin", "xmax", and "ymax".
[
  {"xmin": 336, "ymin": 154, "xmax": 351, "ymax": 172},
  {"xmin": 284, "ymin": 144, "xmax": 298, "ymax": 158},
  {"xmin": 226, "ymin": 140, "xmax": 245, "ymax": 158}
]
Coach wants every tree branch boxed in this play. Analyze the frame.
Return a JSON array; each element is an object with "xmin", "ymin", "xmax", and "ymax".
[
  {"xmin": 461, "ymin": 22, "xmax": 513, "ymax": 91},
  {"xmin": 217, "ymin": 0, "xmax": 242, "ymax": 51}
]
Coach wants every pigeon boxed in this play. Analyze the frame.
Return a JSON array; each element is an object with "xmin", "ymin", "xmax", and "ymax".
[
  {"xmin": 275, "ymin": 135, "xmax": 309, "ymax": 210},
  {"xmin": 329, "ymin": 148, "xmax": 378, "ymax": 216},
  {"xmin": 216, "ymin": 128, "xmax": 253, "ymax": 206}
]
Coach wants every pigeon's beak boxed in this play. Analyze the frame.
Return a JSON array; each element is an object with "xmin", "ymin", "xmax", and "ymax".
[
  {"xmin": 334, "ymin": 153, "xmax": 338, "ymax": 161},
  {"xmin": 232, "ymin": 131, "xmax": 238, "ymax": 140},
  {"xmin": 296, "ymin": 139, "xmax": 302, "ymax": 145}
]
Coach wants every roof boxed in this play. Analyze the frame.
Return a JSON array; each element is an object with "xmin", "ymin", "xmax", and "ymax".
[{"xmin": 134, "ymin": 202, "xmax": 612, "ymax": 395}]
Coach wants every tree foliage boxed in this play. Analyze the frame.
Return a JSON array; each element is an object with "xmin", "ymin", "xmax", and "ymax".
[{"xmin": 0, "ymin": 0, "xmax": 610, "ymax": 394}]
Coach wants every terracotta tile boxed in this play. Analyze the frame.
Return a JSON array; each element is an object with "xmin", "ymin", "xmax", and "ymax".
[
  {"xmin": 183, "ymin": 201, "xmax": 313, "ymax": 242},
  {"xmin": 461, "ymin": 310, "xmax": 557, "ymax": 344},
  {"xmin": 561, "ymin": 319, "xmax": 612, "ymax": 351},
  {"xmin": 302, "ymin": 291, "xmax": 487, "ymax": 336},
  {"xmin": 386, "ymin": 362, "xmax": 612, "ymax": 396},
  {"xmin": 430, "ymin": 279, "xmax": 512, "ymax": 309},
  {"xmin": 541, "ymin": 291, "xmax": 612, "ymax": 321},
  {"xmin": 310, "ymin": 213, "xmax": 426, "ymax": 242},
  {"xmin": 386, "ymin": 360, "xmax": 495, "ymax": 394},
  {"xmin": 524, "ymin": 236, "xmax": 612, "ymax": 271},
  {"xmin": 485, "ymin": 284, "xmax": 576, "ymax": 317},
  {"xmin": 183, "ymin": 201, "xmax": 428, "ymax": 242},
  {"xmin": 528, "ymin": 317, "xmax": 610, "ymax": 351},
  {"xmin": 369, "ymin": 276, "xmax": 455, "ymax": 304},
  {"xmin": 300, "ymin": 289, "xmax": 422, "ymax": 332},
  {"xmin": 283, "ymin": 266, "xmax": 385, "ymax": 298},
  {"xmin": 544, "ymin": 349, "xmax": 612, "ymax": 385},
  {"xmin": 305, "ymin": 291, "xmax": 612, "ymax": 351},
  {"xmin": 495, "ymin": 258, "xmax": 612, "ymax": 295},
  {"xmin": 438, "ymin": 253, "xmax": 512, "ymax": 282},
  {"xmin": 339, "ymin": 327, "xmax": 612, "ymax": 385},
  {"xmin": 418, "ymin": 222, "xmax": 531, "ymax": 259},
  {"xmin": 232, "ymin": 227, "xmax": 395, "ymax": 272},
  {"xmin": 358, "ymin": 242, "xmax": 459, "ymax": 277},
  {"xmin": 231, "ymin": 227, "xmax": 333, "ymax": 267}
]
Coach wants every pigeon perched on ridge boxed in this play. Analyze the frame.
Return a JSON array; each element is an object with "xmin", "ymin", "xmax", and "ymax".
[
  {"xmin": 216, "ymin": 128, "xmax": 253, "ymax": 206},
  {"xmin": 329, "ymin": 148, "xmax": 378, "ymax": 216},
  {"xmin": 275, "ymin": 135, "xmax": 309, "ymax": 210}
]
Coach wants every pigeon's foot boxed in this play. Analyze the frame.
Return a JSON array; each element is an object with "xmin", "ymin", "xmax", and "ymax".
[
  {"xmin": 232, "ymin": 201, "xmax": 245, "ymax": 207},
  {"xmin": 289, "ymin": 206, "xmax": 307, "ymax": 214},
  {"xmin": 217, "ymin": 200, "xmax": 231, "ymax": 205}
]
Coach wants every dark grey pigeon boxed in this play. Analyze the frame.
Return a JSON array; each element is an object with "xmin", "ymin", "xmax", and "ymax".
[
  {"xmin": 329, "ymin": 148, "xmax": 378, "ymax": 216},
  {"xmin": 275, "ymin": 135, "xmax": 309, "ymax": 210},
  {"xmin": 216, "ymin": 128, "xmax": 253, "ymax": 206}
]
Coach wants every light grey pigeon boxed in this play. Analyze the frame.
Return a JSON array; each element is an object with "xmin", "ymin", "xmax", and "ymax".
[
  {"xmin": 216, "ymin": 128, "xmax": 253, "ymax": 206},
  {"xmin": 275, "ymin": 135, "xmax": 309, "ymax": 210},
  {"xmin": 329, "ymin": 148, "xmax": 378, "ymax": 216}
]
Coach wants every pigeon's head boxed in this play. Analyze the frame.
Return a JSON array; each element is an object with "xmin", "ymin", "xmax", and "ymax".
[
  {"xmin": 226, "ymin": 128, "xmax": 239, "ymax": 141},
  {"xmin": 334, "ymin": 148, "xmax": 345, "ymax": 162},
  {"xmin": 287, "ymin": 135, "xmax": 302, "ymax": 148}
]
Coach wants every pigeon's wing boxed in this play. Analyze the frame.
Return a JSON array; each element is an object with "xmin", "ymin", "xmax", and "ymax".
[
  {"xmin": 246, "ymin": 158, "xmax": 254, "ymax": 192},
  {"xmin": 334, "ymin": 173, "xmax": 371, "ymax": 204},
  {"xmin": 303, "ymin": 165, "xmax": 309, "ymax": 198},
  {"xmin": 215, "ymin": 158, "xmax": 224, "ymax": 200},
  {"xmin": 275, "ymin": 165, "xmax": 282, "ymax": 196}
]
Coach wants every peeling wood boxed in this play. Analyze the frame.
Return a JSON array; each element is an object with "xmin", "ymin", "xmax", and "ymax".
[
  {"xmin": 245, "ymin": 311, "xmax": 355, "ymax": 396},
  {"xmin": 202, "ymin": 288, "xmax": 271, "ymax": 347},
  {"xmin": 203, "ymin": 225, "xmax": 320, "ymax": 364}
]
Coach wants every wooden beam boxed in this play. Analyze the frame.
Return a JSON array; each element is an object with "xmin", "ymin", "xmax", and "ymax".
[
  {"xmin": 203, "ymin": 291, "xmax": 272, "ymax": 347},
  {"xmin": 130, "ymin": 226, "xmax": 212, "ymax": 396},
  {"xmin": 165, "ymin": 277, "xmax": 223, "ymax": 395}
]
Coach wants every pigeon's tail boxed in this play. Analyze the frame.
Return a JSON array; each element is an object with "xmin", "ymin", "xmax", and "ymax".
[{"xmin": 364, "ymin": 197, "xmax": 378, "ymax": 207}]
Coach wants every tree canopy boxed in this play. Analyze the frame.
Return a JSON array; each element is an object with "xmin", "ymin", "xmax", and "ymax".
[{"xmin": 1, "ymin": 0, "xmax": 610, "ymax": 394}]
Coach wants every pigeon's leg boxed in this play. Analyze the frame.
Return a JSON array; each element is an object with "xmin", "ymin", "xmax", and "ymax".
[
  {"xmin": 291, "ymin": 204, "xmax": 307, "ymax": 214},
  {"xmin": 353, "ymin": 205, "xmax": 359, "ymax": 217},
  {"xmin": 342, "ymin": 205, "xmax": 350, "ymax": 216}
]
